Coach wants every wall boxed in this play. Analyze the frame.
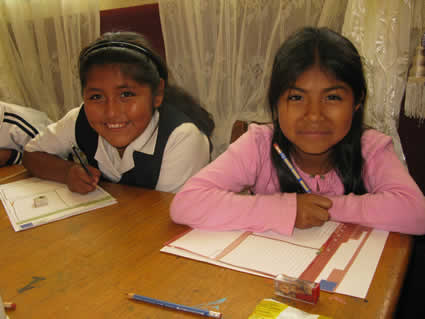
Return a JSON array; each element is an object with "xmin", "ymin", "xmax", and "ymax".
[{"xmin": 100, "ymin": 0, "xmax": 157, "ymax": 11}]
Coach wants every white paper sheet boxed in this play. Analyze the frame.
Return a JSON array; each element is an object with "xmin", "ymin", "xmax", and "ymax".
[
  {"xmin": 221, "ymin": 235, "xmax": 318, "ymax": 278},
  {"xmin": 161, "ymin": 222, "xmax": 388, "ymax": 299},
  {"xmin": 255, "ymin": 221, "xmax": 340, "ymax": 249},
  {"xmin": 0, "ymin": 177, "xmax": 117, "ymax": 231}
]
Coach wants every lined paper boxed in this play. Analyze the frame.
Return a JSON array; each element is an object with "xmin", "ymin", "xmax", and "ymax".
[{"xmin": 161, "ymin": 221, "xmax": 388, "ymax": 299}]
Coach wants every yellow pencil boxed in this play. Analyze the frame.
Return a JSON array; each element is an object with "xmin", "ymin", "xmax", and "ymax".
[{"xmin": 273, "ymin": 143, "xmax": 311, "ymax": 193}]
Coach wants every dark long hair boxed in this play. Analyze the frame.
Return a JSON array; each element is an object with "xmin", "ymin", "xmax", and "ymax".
[
  {"xmin": 268, "ymin": 27, "xmax": 367, "ymax": 195},
  {"xmin": 78, "ymin": 31, "xmax": 214, "ymax": 142}
]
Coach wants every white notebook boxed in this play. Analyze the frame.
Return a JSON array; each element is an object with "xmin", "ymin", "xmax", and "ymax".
[
  {"xmin": 0, "ymin": 177, "xmax": 117, "ymax": 231},
  {"xmin": 161, "ymin": 221, "xmax": 388, "ymax": 299}
]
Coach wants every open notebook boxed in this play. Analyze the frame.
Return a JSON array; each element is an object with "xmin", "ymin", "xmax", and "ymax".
[
  {"xmin": 0, "ymin": 177, "xmax": 117, "ymax": 231},
  {"xmin": 161, "ymin": 221, "xmax": 389, "ymax": 299}
]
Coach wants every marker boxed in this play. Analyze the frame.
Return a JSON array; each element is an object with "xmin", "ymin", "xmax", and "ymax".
[
  {"xmin": 127, "ymin": 293, "xmax": 222, "ymax": 318},
  {"xmin": 273, "ymin": 143, "xmax": 311, "ymax": 193},
  {"xmin": 3, "ymin": 301, "xmax": 16, "ymax": 310},
  {"xmin": 72, "ymin": 145, "xmax": 92, "ymax": 177}
]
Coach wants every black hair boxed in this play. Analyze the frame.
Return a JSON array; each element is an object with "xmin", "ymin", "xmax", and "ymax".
[
  {"xmin": 268, "ymin": 27, "xmax": 367, "ymax": 195},
  {"xmin": 78, "ymin": 31, "xmax": 214, "ymax": 142}
]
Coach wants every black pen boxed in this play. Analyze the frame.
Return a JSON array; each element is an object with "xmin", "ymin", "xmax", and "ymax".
[{"xmin": 71, "ymin": 145, "xmax": 92, "ymax": 177}]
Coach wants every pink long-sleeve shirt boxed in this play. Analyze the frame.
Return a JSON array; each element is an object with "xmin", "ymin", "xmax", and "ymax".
[{"xmin": 171, "ymin": 124, "xmax": 425, "ymax": 235}]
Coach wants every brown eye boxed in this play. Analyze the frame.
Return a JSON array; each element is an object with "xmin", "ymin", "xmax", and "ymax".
[
  {"xmin": 327, "ymin": 94, "xmax": 342, "ymax": 101},
  {"xmin": 288, "ymin": 95, "xmax": 302, "ymax": 101},
  {"xmin": 89, "ymin": 94, "xmax": 102, "ymax": 100},
  {"xmin": 120, "ymin": 91, "xmax": 135, "ymax": 98}
]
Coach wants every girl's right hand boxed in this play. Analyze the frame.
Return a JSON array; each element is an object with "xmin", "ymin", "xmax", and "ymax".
[
  {"xmin": 295, "ymin": 193, "xmax": 332, "ymax": 229},
  {"xmin": 66, "ymin": 164, "xmax": 101, "ymax": 194}
]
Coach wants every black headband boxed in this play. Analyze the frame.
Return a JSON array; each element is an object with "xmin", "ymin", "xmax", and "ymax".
[{"xmin": 82, "ymin": 41, "xmax": 168, "ymax": 81}]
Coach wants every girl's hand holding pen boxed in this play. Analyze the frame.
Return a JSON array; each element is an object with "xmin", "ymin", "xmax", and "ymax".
[
  {"xmin": 295, "ymin": 194, "xmax": 332, "ymax": 229},
  {"xmin": 66, "ymin": 163, "xmax": 101, "ymax": 194}
]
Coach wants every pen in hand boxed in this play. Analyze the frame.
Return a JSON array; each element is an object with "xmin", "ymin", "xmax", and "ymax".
[{"xmin": 71, "ymin": 145, "xmax": 92, "ymax": 177}]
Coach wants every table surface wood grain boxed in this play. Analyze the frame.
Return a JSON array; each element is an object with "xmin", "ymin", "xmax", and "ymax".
[{"xmin": 0, "ymin": 165, "xmax": 412, "ymax": 319}]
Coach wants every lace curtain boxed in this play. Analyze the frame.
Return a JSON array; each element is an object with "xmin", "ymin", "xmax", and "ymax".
[
  {"xmin": 0, "ymin": 0, "xmax": 100, "ymax": 121},
  {"xmin": 404, "ymin": 1, "xmax": 425, "ymax": 121},
  {"xmin": 159, "ymin": 0, "xmax": 424, "ymax": 161},
  {"xmin": 159, "ymin": 0, "xmax": 327, "ymax": 158},
  {"xmin": 342, "ymin": 0, "xmax": 425, "ymax": 162}
]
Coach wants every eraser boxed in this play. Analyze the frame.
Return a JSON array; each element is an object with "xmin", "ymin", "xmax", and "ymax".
[
  {"xmin": 274, "ymin": 274, "xmax": 320, "ymax": 304},
  {"xmin": 3, "ymin": 301, "xmax": 16, "ymax": 310},
  {"xmin": 33, "ymin": 195, "xmax": 48, "ymax": 208}
]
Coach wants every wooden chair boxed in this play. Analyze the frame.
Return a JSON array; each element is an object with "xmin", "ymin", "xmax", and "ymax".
[{"xmin": 230, "ymin": 120, "xmax": 249, "ymax": 144}]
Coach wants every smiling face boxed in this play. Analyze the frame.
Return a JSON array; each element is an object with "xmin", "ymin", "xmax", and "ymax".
[
  {"xmin": 83, "ymin": 64, "xmax": 164, "ymax": 156},
  {"xmin": 278, "ymin": 65, "xmax": 359, "ymax": 167}
]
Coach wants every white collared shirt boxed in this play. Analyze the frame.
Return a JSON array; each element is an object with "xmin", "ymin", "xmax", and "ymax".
[
  {"xmin": 95, "ymin": 111, "xmax": 160, "ymax": 182},
  {"xmin": 25, "ymin": 106, "xmax": 210, "ymax": 193}
]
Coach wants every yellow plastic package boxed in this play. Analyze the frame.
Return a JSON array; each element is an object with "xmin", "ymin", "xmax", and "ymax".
[{"xmin": 248, "ymin": 299, "xmax": 332, "ymax": 319}]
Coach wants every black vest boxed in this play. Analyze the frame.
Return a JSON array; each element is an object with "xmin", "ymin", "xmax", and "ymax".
[{"xmin": 75, "ymin": 103, "xmax": 192, "ymax": 189}]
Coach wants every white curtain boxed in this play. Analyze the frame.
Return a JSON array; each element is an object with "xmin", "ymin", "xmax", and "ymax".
[
  {"xmin": 159, "ymin": 0, "xmax": 423, "ymax": 162},
  {"xmin": 404, "ymin": 1, "xmax": 425, "ymax": 121},
  {"xmin": 159, "ymin": 0, "xmax": 328, "ymax": 158},
  {"xmin": 0, "ymin": 0, "xmax": 100, "ymax": 121},
  {"xmin": 342, "ymin": 0, "xmax": 425, "ymax": 163}
]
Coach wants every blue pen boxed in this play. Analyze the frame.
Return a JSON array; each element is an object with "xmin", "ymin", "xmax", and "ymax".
[
  {"xmin": 127, "ymin": 293, "xmax": 222, "ymax": 318},
  {"xmin": 273, "ymin": 143, "xmax": 311, "ymax": 193}
]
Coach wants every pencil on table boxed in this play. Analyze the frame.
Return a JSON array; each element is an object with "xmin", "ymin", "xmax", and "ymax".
[{"xmin": 127, "ymin": 293, "xmax": 222, "ymax": 318}]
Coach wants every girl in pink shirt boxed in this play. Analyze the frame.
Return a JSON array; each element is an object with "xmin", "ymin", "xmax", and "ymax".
[{"xmin": 170, "ymin": 27, "xmax": 425, "ymax": 235}]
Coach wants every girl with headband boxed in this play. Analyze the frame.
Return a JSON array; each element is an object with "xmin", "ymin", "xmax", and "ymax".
[{"xmin": 23, "ymin": 32, "xmax": 214, "ymax": 194}]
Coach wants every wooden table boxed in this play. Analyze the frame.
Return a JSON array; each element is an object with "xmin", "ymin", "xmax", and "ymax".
[{"xmin": 0, "ymin": 165, "xmax": 412, "ymax": 319}]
